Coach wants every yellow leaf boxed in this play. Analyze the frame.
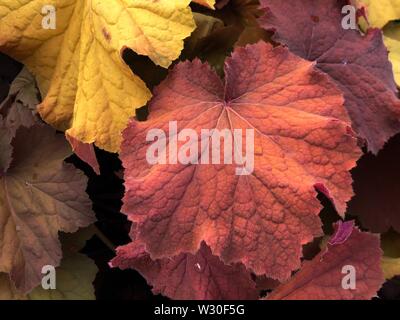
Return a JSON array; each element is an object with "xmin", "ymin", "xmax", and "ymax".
[
  {"xmin": 192, "ymin": 0, "xmax": 216, "ymax": 9},
  {"xmin": 383, "ymin": 23, "xmax": 400, "ymax": 86},
  {"xmin": 382, "ymin": 256, "xmax": 400, "ymax": 279},
  {"xmin": 354, "ymin": 0, "xmax": 400, "ymax": 29},
  {"xmin": 0, "ymin": 0, "xmax": 195, "ymax": 152}
]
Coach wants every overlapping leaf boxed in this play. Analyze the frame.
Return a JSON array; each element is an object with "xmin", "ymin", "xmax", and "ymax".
[
  {"xmin": 66, "ymin": 133, "xmax": 100, "ymax": 175},
  {"xmin": 28, "ymin": 229, "xmax": 97, "ymax": 300},
  {"xmin": 383, "ymin": 22, "xmax": 400, "ymax": 86},
  {"xmin": 112, "ymin": 240, "xmax": 257, "ymax": 300},
  {"xmin": 193, "ymin": 0, "xmax": 216, "ymax": 8},
  {"xmin": 0, "ymin": 67, "xmax": 40, "ymax": 134},
  {"xmin": 381, "ymin": 231, "xmax": 400, "ymax": 280},
  {"xmin": 121, "ymin": 42, "xmax": 360, "ymax": 281},
  {"xmin": 0, "ymin": 229, "xmax": 98, "ymax": 300},
  {"xmin": 352, "ymin": 1, "xmax": 400, "ymax": 86},
  {"xmin": 353, "ymin": 0, "xmax": 400, "ymax": 29},
  {"xmin": 267, "ymin": 221, "xmax": 384, "ymax": 300},
  {"xmin": 260, "ymin": 0, "xmax": 400, "ymax": 153},
  {"xmin": 0, "ymin": 122, "xmax": 95, "ymax": 293},
  {"xmin": 0, "ymin": 0, "xmax": 196, "ymax": 152}
]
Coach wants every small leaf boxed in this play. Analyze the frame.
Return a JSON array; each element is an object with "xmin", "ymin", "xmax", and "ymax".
[
  {"xmin": 111, "ymin": 241, "xmax": 257, "ymax": 300},
  {"xmin": 28, "ymin": 253, "xmax": 97, "ymax": 300},
  {"xmin": 0, "ymin": 67, "xmax": 40, "ymax": 134},
  {"xmin": 66, "ymin": 133, "xmax": 100, "ymax": 175},
  {"xmin": 267, "ymin": 222, "xmax": 384, "ymax": 300},
  {"xmin": 382, "ymin": 257, "xmax": 400, "ymax": 280},
  {"xmin": 193, "ymin": 0, "xmax": 216, "ymax": 9},
  {"xmin": 0, "ymin": 273, "xmax": 26, "ymax": 300}
]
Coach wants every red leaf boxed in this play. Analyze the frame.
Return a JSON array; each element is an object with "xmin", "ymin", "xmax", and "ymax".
[
  {"xmin": 259, "ymin": 0, "xmax": 400, "ymax": 154},
  {"xmin": 66, "ymin": 133, "xmax": 100, "ymax": 175},
  {"xmin": 267, "ymin": 221, "xmax": 384, "ymax": 300},
  {"xmin": 121, "ymin": 42, "xmax": 360, "ymax": 280},
  {"xmin": 111, "ymin": 241, "xmax": 257, "ymax": 300}
]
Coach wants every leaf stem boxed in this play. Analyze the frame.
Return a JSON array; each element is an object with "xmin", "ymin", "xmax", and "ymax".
[{"xmin": 93, "ymin": 226, "xmax": 116, "ymax": 252}]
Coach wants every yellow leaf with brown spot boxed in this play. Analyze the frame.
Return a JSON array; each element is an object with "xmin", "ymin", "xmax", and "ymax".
[{"xmin": 0, "ymin": 0, "xmax": 195, "ymax": 152}]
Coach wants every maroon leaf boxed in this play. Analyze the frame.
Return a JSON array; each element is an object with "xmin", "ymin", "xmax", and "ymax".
[
  {"xmin": 267, "ymin": 221, "xmax": 384, "ymax": 300},
  {"xmin": 260, "ymin": 0, "xmax": 400, "ymax": 153}
]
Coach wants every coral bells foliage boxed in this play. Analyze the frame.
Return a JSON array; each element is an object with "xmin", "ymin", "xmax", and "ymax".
[
  {"xmin": 118, "ymin": 42, "xmax": 361, "ymax": 286},
  {"xmin": 267, "ymin": 221, "xmax": 384, "ymax": 300},
  {"xmin": 0, "ymin": 0, "xmax": 196, "ymax": 152},
  {"xmin": 3, "ymin": 0, "xmax": 400, "ymax": 300},
  {"xmin": 260, "ymin": 0, "xmax": 400, "ymax": 154}
]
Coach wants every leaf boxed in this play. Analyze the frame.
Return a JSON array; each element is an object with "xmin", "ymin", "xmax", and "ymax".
[
  {"xmin": 1, "ymin": 251, "xmax": 97, "ymax": 300},
  {"xmin": 189, "ymin": 13, "xmax": 225, "ymax": 49},
  {"xmin": 383, "ymin": 22, "xmax": 400, "ymax": 87},
  {"xmin": 66, "ymin": 133, "xmax": 100, "ymax": 175},
  {"xmin": 382, "ymin": 230, "xmax": 400, "ymax": 257},
  {"xmin": 353, "ymin": 0, "xmax": 400, "ymax": 29},
  {"xmin": 193, "ymin": 0, "xmax": 216, "ymax": 8},
  {"xmin": 267, "ymin": 221, "xmax": 384, "ymax": 300},
  {"xmin": 184, "ymin": 13, "xmax": 225, "ymax": 57},
  {"xmin": 381, "ymin": 231, "xmax": 400, "ymax": 280},
  {"xmin": 235, "ymin": 26, "xmax": 272, "ymax": 48},
  {"xmin": 7, "ymin": 67, "xmax": 40, "ymax": 111},
  {"xmin": 111, "ymin": 241, "xmax": 257, "ymax": 300},
  {"xmin": 348, "ymin": 134, "xmax": 400, "ymax": 233},
  {"xmin": 0, "ymin": 67, "xmax": 40, "ymax": 134},
  {"xmin": 0, "ymin": 273, "xmax": 26, "ymax": 300},
  {"xmin": 28, "ymin": 253, "xmax": 97, "ymax": 300},
  {"xmin": 0, "ymin": 0, "xmax": 196, "ymax": 152},
  {"xmin": 121, "ymin": 42, "xmax": 360, "ymax": 281},
  {"xmin": 218, "ymin": 0, "xmax": 262, "ymax": 26},
  {"xmin": 0, "ymin": 117, "xmax": 12, "ymax": 174},
  {"xmin": 0, "ymin": 210, "xmax": 97, "ymax": 301},
  {"xmin": 382, "ymin": 257, "xmax": 400, "ymax": 280},
  {"xmin": 216, "ymin": 0, "xmax": 230, "ymax": 9},
  {"xmin": 182, "ymin": 13, "xmax": 240, "ymax": 75},
  {"xmin": 354, "ymin": 0, "xmax": 400, "ymax": 87},
  {"xmin": 352, "ymin": 1, "xmax": 400, "ymax": 87},
  {"xmin": 0, "ymin": 124, "xmax": 95, "ymax": 293},
  {"xmin": 187, "ymin": 0, "xmax": 269, "ymax": 73},
  {"xmin": 260, "ymin": 0, "xmax": 400, "ymax": 154}
]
